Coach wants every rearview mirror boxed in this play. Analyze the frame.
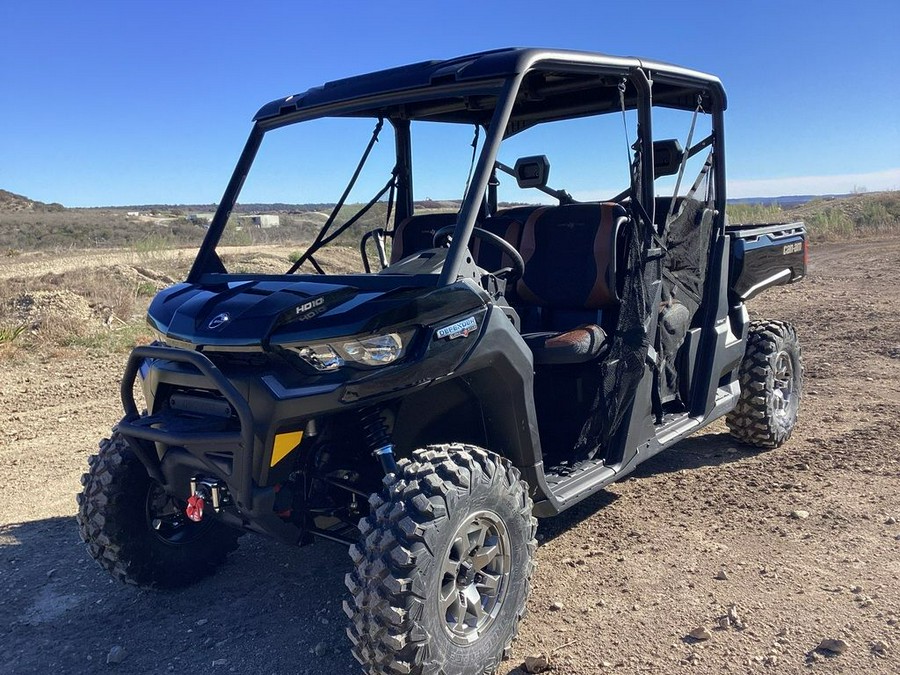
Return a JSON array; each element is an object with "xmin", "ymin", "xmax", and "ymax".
[
  {"xmin": 653, "ymin": 139, "xmax": 684, "ymax": 178},
  {"xmin": 514, "ymin": 155, "xmax": 550, "ymax": 189}
]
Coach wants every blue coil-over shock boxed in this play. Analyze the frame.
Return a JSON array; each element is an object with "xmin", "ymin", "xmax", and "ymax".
[{"xmin": 360, "ymin": 407, "xmax": 397, "ymax": 475}]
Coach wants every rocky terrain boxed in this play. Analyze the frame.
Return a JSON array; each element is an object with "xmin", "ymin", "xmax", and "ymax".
[{"xmin": 1, "ymin": 237, "xmax": 898, "ymax": 674}]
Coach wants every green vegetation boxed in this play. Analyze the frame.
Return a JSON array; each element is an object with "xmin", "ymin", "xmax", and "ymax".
[
  {"xmin": 726, "ymin": 192, "xmax": 900, "ymax": 241},
  {"xmin": 804, "ymin": 206, "xmax": 856, "ymax": 239},
  {"xmin": 135, "ymin": 281, "xmax": 158, "ymax": 297},
  {"xmin": 132, "ymin": 233, "xmax": 177, "ymax": 257},
  {"xmin": 725, "ymin": 202, "xmax": 785, "ymax": 225},
  {"xmin": 2, "ymin": 189, "xmax": 898, "ymax": 254},
  {"xmin": 0, "ymin": 210, "xmax": 207, "ymax": 251},
  {"xmin": 0, "ymin": 322, "xmax": 27, "ymax": 344},
  {"xmin": 63, "ymin": 320, "xmax": 153, "ymax": 353}
]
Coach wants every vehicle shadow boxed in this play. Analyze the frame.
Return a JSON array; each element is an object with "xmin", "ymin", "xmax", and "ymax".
[
  {"xmin": 536, "ymin": 432, "xmax": 756, "ymax": 544},
  {"xmin": 1, "ymin": 516, "xmax": 358, "ymax": 675},
  {"xmin": 1, "ymin": 434, "xmax": 755, "ymax": 673},
  {"xmin": 629, "ymin": 431, "xmax": 759, "ymax": 478}
]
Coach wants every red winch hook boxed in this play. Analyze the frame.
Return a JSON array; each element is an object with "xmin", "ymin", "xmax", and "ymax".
[{"xmin": 185, "ymin": 493, "xmax": 205, "ymax": 522}]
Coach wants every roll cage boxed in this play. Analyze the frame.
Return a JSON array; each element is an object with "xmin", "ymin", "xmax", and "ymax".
[{"xmin": 188, "ymin": 47, "xmax": 727, "ymax": 285}]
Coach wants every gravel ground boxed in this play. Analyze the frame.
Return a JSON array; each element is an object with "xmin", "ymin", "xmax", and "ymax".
[{"xmin": 1, "ymin": 239, "xmax": 898, "ymax": 674}]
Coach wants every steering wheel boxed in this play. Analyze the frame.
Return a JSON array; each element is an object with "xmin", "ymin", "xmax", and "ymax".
[{"xmin": 432, "ymin": 224, "xmax": 525, "ymax": 281}]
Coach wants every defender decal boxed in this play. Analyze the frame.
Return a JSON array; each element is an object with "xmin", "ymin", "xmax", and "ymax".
[{"xmin": 436, "ymin": 316, "xmax": 477, "ymax": 340}]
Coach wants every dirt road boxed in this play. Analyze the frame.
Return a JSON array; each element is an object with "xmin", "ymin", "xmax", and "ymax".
[
  {"xmin": 0, "ymin": 248, "xmax": 197, "ymax": 282},
  {"xmin": 0, "ymin": 244, "xmax": 358, "ymax": 282},
  {"xmin": 1, "ymin": 239, "xmax": 899, "ymax": 674}
]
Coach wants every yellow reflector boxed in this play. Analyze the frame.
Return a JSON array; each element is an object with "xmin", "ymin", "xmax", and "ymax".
[{"xmin": 271, "ymin": 430, "xmax": 303, "ymax": 467}]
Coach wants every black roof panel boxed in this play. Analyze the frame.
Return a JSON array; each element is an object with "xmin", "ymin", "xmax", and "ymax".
[{"xmin": 253, "ymin": 47, "xmax": 725, "ymax": 123}]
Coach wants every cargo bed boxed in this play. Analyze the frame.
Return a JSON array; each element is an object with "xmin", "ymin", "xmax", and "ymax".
[{"xmin": 727, "ymin": 221, "xmax": 807, "ymax": 300}]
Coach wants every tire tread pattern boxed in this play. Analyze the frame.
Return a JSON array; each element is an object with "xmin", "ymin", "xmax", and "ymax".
[
  {"xmin": 726, "ymin": 320, "xmax": 802, "ymax": 448},
  {"xmin": 76, "ymin": 433, "xmax": 240, "ymax": 588},
  {"xmin": 344, "ymin": 444, "xmax": 537, "ymax": 675}
]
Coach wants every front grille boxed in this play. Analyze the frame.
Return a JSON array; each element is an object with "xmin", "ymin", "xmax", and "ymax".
[{"xmin": 169, "ymin": 392, "xmax": 233, "ymax": 418}]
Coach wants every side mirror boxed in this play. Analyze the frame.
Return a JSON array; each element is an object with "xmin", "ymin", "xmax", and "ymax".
[
  {"xmin": 514, "ymin": 155, "xmax": 550, "ymax": 189},
  {"xmin": 653, "ymin": 139, "xmax": 684, "ymax": 178}
]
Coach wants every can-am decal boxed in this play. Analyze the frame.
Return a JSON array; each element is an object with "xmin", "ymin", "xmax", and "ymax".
[
  {"xmin": 207, "ymin": 312, "xmax": 231, "ymax": 330},
  {"xmin": 436, "ymin": 316, "xmax": 477, "ymax": 340}
]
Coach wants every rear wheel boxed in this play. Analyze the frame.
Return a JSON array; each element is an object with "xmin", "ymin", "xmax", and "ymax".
[
  {"xmin": 344, "ymin": 444, "xmax": 537, "ymax": 675},
  {"xmin": 726, "ymin": 320, "xmax": 803, "ymax": 448},
  {"xmin": 76, "ymin": 432, "xmax": 241, "ymax": 588}
]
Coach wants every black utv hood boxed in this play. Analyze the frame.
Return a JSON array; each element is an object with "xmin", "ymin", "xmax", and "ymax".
[
  {"xmin": 146, "ymin": 276, "xmax": 484, "ymax": 349},
  {"xmin": 147, "ymin": 279, "xmax": 364, "ymax": 347}
]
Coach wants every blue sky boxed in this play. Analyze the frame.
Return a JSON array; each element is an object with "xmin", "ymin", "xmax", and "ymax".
[{"xmin": 1, "ymin": 0, "xmax": 898, "ymax": 207}]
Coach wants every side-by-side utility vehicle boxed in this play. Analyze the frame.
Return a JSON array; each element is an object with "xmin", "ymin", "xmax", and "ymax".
[{"xmin": 77, "ymin": 48, "xmax": 806, "ymax": 674}]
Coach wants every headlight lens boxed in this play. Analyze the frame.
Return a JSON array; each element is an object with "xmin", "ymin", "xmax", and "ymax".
[
  {"xmin": 295, "ymin": 344, "xmax": 343, "ymax": 372},
  {"xmin": 335, "ymin": 333, "xmax": 405, "ymax": 366},
  {"xmin": 292, "ymin": 332, "xmax": 410, "ymax": 371}
]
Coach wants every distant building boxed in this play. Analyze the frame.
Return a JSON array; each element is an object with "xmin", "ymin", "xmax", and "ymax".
[
  {"xmin": 198, "ymin": 213, "xmax": 280, "ymax": 231},
  {"xmin": 188, "ymin": 213, "xmax": 215, "ymax": 225},
  {"xmin": 238, "ymin": 214, "xmax": 280, "ymax": 229}
]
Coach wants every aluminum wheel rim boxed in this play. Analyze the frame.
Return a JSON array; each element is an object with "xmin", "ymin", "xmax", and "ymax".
[
  {"xmin": 773, "ymin": 351, "xmax": 795, "ymax": 422},
  {"xmin": 439, "ymin": 510, "xmax": 511, "ymax": 645}
]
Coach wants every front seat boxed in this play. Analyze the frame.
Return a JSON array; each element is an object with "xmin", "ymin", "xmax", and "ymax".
[
  {"xmin": 389, "ymin": 212, "xmax": 461, "ymax": 264},
  {"xmin": 514, "ymin": 202, "xmax": 627, "ymax": 365}
]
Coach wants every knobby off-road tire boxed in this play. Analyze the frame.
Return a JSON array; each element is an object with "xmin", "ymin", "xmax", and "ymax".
[
  {"xmin": 345, "ymin": 444, "xmax": 538, "ymax": 675},
  {"xmin": 726, "ymin": 320, "xmax": 803, "ymax": 449},
  {"xmin": 76, "ymin": 432, "xmax": 240, "ymax": 588}
]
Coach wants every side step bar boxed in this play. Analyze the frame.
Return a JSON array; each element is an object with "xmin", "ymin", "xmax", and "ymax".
[{"xmin": 532, "ymin": 383, "xmax": 740, "ymax": 518}]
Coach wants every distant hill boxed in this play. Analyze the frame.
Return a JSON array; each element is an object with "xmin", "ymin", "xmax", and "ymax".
[
  {"xmin": 726, "ymin": 194, "xmax": 853, "ymax": 208},
  {"xmin": 2, "ymin": 188, "xmax": 897, "ymax": 251},
  {"xmin": 726, "ymin": 191, "xmax": 899, "ymax": 240},
  {"xmin": 0, "ymin": 189, "xmax": 65, "ymax": 213}
]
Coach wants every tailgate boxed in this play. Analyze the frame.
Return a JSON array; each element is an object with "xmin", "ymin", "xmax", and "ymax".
[{"xmin": 727, "ymin": 222, "xmax": 807, "ymax": 301}]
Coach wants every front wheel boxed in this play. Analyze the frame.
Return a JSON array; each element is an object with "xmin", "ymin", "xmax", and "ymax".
[
  {"xmin": 76, "ymin": 432, "xmax": 241, "ymax": 588},
  {"xmin": 344, "ymin": 444, "xmax": 537, "ymax": 675},
  {"xmin": 726, "ymin": 320, "xmax": 803, "ymax": 448}
]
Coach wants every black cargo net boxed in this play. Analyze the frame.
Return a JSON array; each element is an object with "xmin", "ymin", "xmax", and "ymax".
[
  {"xmin": 656, "ymin": 149, "xmax": 715, "ymax": 405},
  {"xmin": 574, "ymin": 93, "xmax": 718, "ymax": 454},
  {"xmin": 574, "ymin": 111, "xmax": 656, "ymax": 458},
  {"xmin": 574, "ymin": 209, "xmax": 656, "ymax": 458}
]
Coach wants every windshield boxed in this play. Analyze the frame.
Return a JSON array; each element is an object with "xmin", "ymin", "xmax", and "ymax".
[{"xmin": 205, "ymin": 116, "xmax": 488, "ymax": 276}]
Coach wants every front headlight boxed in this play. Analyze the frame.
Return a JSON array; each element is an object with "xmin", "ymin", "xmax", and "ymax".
[
  {"xmin": 295, "ymin": 344, "xmax": 343, "ymax": 371},
  {"xmin": 291, "ymin": 331, "xmax": 411, "ymax": 371},
  {"xmin": 335, "ymin": 333, "xmax": 406, "ymax": 366}
]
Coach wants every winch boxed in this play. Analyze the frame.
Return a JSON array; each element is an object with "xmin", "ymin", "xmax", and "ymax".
[{"xmin": 185, "ymin": 477, "xmax": 228, "ymax": 522}]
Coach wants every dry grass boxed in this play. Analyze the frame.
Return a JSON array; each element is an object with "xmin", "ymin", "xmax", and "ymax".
[
  {"xmin": 727, "ymin": 191, "xmax": 900, "ymax": 241},
  {"xmin": 0, "ymin": 246, "xmax": 361, "ymax": 355},
  {"xmin": 0, "ymin": 266, "xmax": 164, "ymax": 352},
  {"xmin": 3, "ymin": 190, "xmax": 894, "ymax": 353}
]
